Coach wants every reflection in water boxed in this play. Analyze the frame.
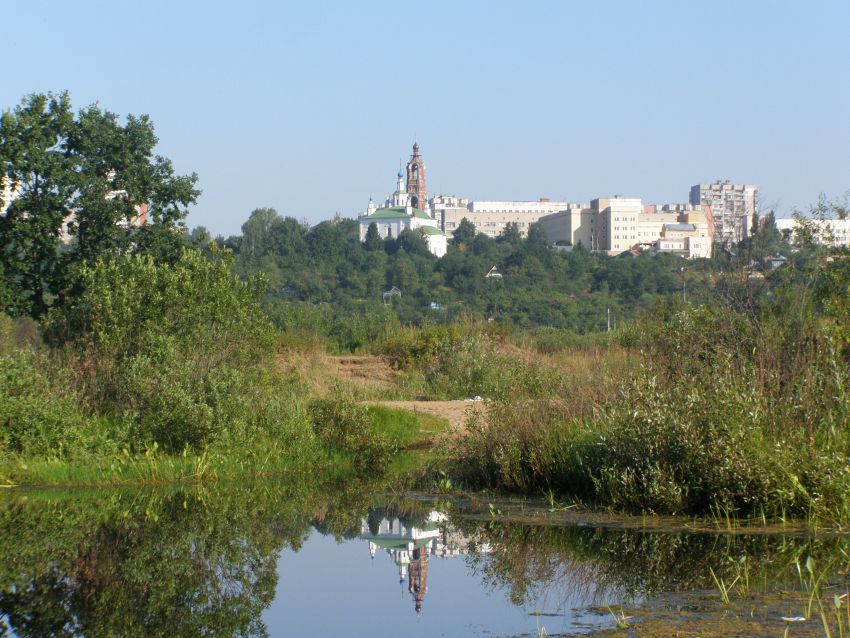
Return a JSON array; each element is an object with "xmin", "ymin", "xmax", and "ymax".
[
  {"xmin": 0, "ymin": 485, "xmax": 848, "ymax": 637},
  {"xmin": 359, "ymin": 511, "xmax": 489, "ymax": 614}
]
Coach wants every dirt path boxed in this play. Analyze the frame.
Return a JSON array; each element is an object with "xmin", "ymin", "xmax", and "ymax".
[
  {"xmin": 364, "ymin": 399, "xmax": 485, "ymax": 434},
  {"xmin": 278, "ymin": 351, "xmax": 485, "ymax": 438}
]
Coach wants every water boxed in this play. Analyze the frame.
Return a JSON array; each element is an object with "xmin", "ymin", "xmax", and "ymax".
[
  {"xmin": 265, "ymin": 511, "xmax": 607, "ymax": 637},
  {"xmin": 0, "ymin": 482, "xmax": 848, "ymax": 637}
]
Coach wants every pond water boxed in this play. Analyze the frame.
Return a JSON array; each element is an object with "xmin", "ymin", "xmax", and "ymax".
[
  {"xmin": 265, "ymin": 510, "xmax": 611, "ymax": 637},
  {"xmin": 0, "ymin": 482, "xmax": 848, "ymax": 637}
]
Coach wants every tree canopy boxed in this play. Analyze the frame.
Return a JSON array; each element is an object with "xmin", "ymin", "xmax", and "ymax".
[
  {"xmin": 203, "ymin": 207, "xmax": 738, "ymax": 350},
  {"xmin": 0, "ymin": 92, "xmax": 199, "ymax": 317}
]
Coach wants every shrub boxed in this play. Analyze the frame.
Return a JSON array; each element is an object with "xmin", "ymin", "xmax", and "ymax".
[
  {"xmin": 0, "ymin": 351, "xmax": 106, "ymax": 458},
  {"xmin": 452, "ymin": 294, "xmax": 850, "ymax": 522},
  {"xmin": 44, "ymin": 249, "xmax": 286, "ymax": 453},
  {"xmin": 307, "ymin": 398, "xmax": 395, "ymax": 472}
]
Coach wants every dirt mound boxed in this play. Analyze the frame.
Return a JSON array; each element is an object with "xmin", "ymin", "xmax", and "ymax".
[
  {"xmin": 277, "ymin": 351, "xmax": 401, "ymax": 396},
  {"xmin": 331, "ymin": 355, "xmax": 397, "ymax": 387}
]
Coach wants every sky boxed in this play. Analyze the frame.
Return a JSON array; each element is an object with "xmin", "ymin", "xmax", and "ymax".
[{"xmin": 3, "ymin": 0, "xmax": 848, "ymax": 236}]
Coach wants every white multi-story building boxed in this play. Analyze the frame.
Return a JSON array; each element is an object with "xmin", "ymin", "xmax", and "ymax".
[
  {"xmin": 438, "ymin": 198, "xmax": 572, "ymax": 239},
  {"xmin": 536, "ymin": 204, "xmax": 595, "ymax": 248},
  {"xmin": 430, "ymin": 194, "xmax": 469, "ymax": 228},
  {"xmin": 774, "ymin": 217, "xmax": 850, "ymax": 248},
  {"xmin": 593, "ymin": 196, "xmax": 643, "ymax": 254},
  {"xmin": 690, "ymin": 181, "xmax": 757, "ymax": 246}
]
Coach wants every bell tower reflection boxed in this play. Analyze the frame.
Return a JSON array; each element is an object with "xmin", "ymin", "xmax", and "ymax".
[
  {"xmin": 360, "ymin": 511, "xmax": 443, "ymax": 614},
  {"xmin": 360, "ymin": 510, "xmax": 488, "ymax": 615},
  {"xmin": 408, "ymin": 546, "xmax": 429, "ymax": 613}
]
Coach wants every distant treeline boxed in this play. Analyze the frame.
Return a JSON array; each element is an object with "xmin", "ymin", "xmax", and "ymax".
[{"xmin": 189, "ymin": 207, "xmax": 790, "ymax": 350}]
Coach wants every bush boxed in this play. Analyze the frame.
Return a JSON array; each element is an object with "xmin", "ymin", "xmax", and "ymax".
[
  {"xmin": 43, "ymin": 249, "xmax": 289, "ymax": 453},
  {"xmin": 307, "ymin": 398, "xmax": 395, "ymax": 472},
  {"xmin": 0, "ymin": 351, "xmax": 107, "ymax": 458},
  {"xmin": 452, "ymin": 294, "xmax": 850, "ymax": 522},
  {"xmin": 0, "ymin": 314, "xmax": 41, "ymax": 356}
]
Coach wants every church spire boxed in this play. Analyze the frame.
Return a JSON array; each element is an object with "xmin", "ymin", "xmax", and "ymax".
[
  {"xmin": 405, "ymin": 142, "xmax": 426, "ymax": 211},
  {"xmin": 396, "ymin": 167, "xmax": 405, "ymax": 194}
]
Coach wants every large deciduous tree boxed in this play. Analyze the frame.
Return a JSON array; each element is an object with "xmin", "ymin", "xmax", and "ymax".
[{"xmin": 0, "ymin": 91, "xmax": 199, "ymax": 318}]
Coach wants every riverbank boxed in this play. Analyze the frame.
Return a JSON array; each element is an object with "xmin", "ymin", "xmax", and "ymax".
[
  {"xmin": 2, "ymin": 481, "xmax": 848, "ymax": 637},
  {"xmin": 3, "ymin": 247, "xmax": 850, "ymax": 525},
  {"xmin": 0, "ymin": 403, "xmax": 448, "ymax": 488}
]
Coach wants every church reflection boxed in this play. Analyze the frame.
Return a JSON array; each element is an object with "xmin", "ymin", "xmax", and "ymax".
[{"xmin": 359, "ymin": 511, "xmax": 488, "ymax": 614}]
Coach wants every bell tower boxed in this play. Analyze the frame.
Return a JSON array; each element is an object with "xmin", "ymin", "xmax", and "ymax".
[{"xmin": 405, "ymin": 142, "xmax": 427, "ymax": 211}]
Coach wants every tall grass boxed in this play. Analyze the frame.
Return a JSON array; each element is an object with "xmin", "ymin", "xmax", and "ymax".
[
  {"xmin": 370, "ymin": 319, "xmax": 629, "ymax": 402},
  {"xmin": 451, "ymin": 273, "xmax": 850, "ymax": 523}
]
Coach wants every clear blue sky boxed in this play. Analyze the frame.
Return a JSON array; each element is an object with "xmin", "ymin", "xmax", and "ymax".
[{"xmin": 4, "ymin": 0, "xmax": 848, "ymax": 236}]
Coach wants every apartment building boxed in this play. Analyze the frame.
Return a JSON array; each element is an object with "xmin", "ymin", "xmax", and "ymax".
[
  {"xmin": 430, "ymin": 194, "xmax": 469, "ymax": 227},
  {"xmin": 539, "ymin": 198, "xmax": 712, "ymax": 258},
  {"xmin": 690, "ymin": 181, "xmax": 757, "ymax": 246}
]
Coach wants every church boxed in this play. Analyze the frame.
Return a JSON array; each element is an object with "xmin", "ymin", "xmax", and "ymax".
[{"xmin": 358, "ymin": 143, "xmax": 447, "ymax": 258}]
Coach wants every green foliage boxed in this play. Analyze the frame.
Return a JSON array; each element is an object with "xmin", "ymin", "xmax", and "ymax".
[
  {"xmin": 0, "ymin": 483, "xmax": 372, "ymax": 636},
  {"xmin": 215, "ymin": 205, "xmax": 717, "ymax": 341},
  {"xmin": 453, "ymin": 290, "xmax": 850, "ymax": 522},
  {"xmin": 373, "ymin": 321, "xmax": 556, "ymax": 400},
  {"xmin": 0, "ymin": 351, "xmax": 105, "ymax": 458},
  {"xmin": 363, "ymin": 221, "xmax": 382, "ymax": 251},
  {"xmin": 39, "ymin": 248, "xmax": 287, "ymax": 453},
  {"xmin": 0, "ymin": 91, "xmax": 199, "ymax": 318},
  {"xmin": 308, "ymin": 398, "xmax": 396, "ymax": 472},
  {"xmin": 497, "ymin": 221, "xmax": 521, "ymax": 245},
  {"xmin": 526, "ymin": 221, "xmax": 548, "ymax": 246},
  {"xmin": 364, "ymin": 406, "xmax": 449, "ymax": 447},
  {"xmin": 451, "ymin": 218, "xmax": 477, "ymax": 248}
]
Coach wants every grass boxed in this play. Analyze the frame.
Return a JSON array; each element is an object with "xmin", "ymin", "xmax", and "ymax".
[
  {"xmin": 448, "ymin": 300, "xmax": 850, "ymax": 524},
  {"xmin": 367, "ymin": 406, "xmax": 450, "ymax": 479},
  {"xmin": 365, "ymin": 405, "xmax": 449, "ymax": 447},
  {"xmin": 0, "ymin": 437, "xmax": 321, "ymax": 487}
]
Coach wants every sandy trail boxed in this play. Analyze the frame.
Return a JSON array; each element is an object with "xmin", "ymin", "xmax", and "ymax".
[
  {"xmin": 279, "ymin": 351, "xmax": 485, "ymax": 438},
  {"xmin": 363, "ymin": 399, "xmax": 483, "ymax": 432}
]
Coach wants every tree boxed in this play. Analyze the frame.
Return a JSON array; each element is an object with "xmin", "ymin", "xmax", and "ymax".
[
  {"xmin": 0, "ymin": 92, "xmax": 199, "ymax": 318},
  {"xmin": 188, "ymin": 225, "xmax": 213, "ymax": 248},
  {"xmin": 0, "ymin": 263, "xmax": 11, "ymax": 313},
  {"xmin": 0, "ymin": 92, "xmax": 75, "ymax": 316},
  {"xmin": 527, "ymin": 222, "xmax": 548, "ymax": 247},
  {"xmin": 396, "ymin": 228, "xmax": 430, "ymax": 257},
  {"xmin": 240, "ymin": 207, "xmax": 280, "ymax": 264},
  {"xmin": 451, "ymin": 218, "xmax": 476, "ymax": 248},
  {"xmin": 363, "ymin": 222, "xmax": 383, "ymax": 251},
  {"xmin": 498, "ymin": 221, "xmax": 521, "ymax": 245},
  {"xmin": 47, "ymin": 248, "xmax": 272, "ymax": 450}
]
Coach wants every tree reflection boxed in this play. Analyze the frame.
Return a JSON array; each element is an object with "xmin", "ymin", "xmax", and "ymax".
[
  {"xmin": 2, "ymin": 487, "xmax": 849, "ymax": 637},
  {"xmin": 0, "ymin": 483, "xmax": 364, "ymax": 637},
  {"xmin": 458, "ymin": 519, "xmax": 850, "ymax": 608}
]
